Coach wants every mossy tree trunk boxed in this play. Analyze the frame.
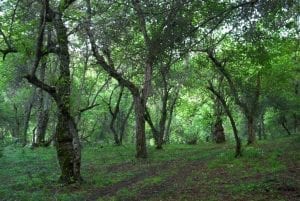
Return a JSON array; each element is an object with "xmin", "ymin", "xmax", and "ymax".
[
  {"xmin": 25, "ymin": 0, "xmax": 82, "ymax": 183},
  {"xmin": 53, "ymin": 10, "xmax": 81, "ymax": 183}
]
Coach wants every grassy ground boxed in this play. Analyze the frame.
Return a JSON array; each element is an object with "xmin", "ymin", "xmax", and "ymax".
[{"xmin": 0, "ymin": 136, "xmax": 299, "ymax": 201}]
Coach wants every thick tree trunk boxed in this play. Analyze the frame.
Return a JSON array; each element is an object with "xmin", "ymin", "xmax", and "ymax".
[
  {"xmin": 55, "ymin": 114, "xmax": 75, "ymax": 182},
  {"xmin": 53, "ymin": 11, "xmax": 81, "ymax": 183},
  {"xmin": 247, "ymin": 115, "xmax": 256, "ymax": 145},
  {"xmin": 23, "ymin": 0, "xmax": 81, "ymax": 184},
  {"xmin": 213, "ymin": 117, "xmax": 226, "ymax": 143},
  {"xmin": 134, "ymin": 96, "xmax": 147, "ymax": 158}
]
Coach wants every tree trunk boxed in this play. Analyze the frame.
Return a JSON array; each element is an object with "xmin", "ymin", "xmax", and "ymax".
[
  {"xmin": 119, "ymin": 102, "xmax": 134, "ymax": 145},
  {"xmin": 109, "ymin": 86, "xmax": 124, "ymax": 146},
  {"xmin": 227, "ymin": 109, "xmax": 242, "ymax": 157},
  {"xmin": 36, "ymin": 99, "xmax": 50, "ymax": 145},
  {"xmin": 23, "ymin": 0, "xmax": 81, "ymax": 183},
  {"xmin": 145, "ymin": 108, "xmax": 160, "ymax": 146},
  {"xmin": 156, "ymin": 87, "xmax": 168, "ymax": 149},
  {"xmin": 164, "ymin": 89, "xmax": 179, "ymax": 144},
  {"xmin": 257, "ymin": 112, "xmax": 265, "ymax": 140},
  {"xmin": 53, "ymin": 11, "xmax": 81, "ymax": 183},
  {"xmin": 207, "ymin": 83, "xmax": 241, "ymax": 157},
  {"xmin": 133, "ymin": 96, "xmax": 147, "ymax": 158},
  {"xmin": 36, "ymin": 60, "xmax": 51, "ymax": 146},
  {"xmin": 281, "ymin": 120, "xmax": 291, "ymax": 136},
  {"xmin": 213, "ymin": 117, "xmax": 226, "ymax": 143},
  {"xmin": 22, "ymin": 91, "xmax": 36, "ymax": 146},
  {"xmin": 12, "ymin": 103, "xmax": 20, "ymax": 140},
  {"xmin": 247, "ymin": 115, "xmax": 256, "ymax": 145}
]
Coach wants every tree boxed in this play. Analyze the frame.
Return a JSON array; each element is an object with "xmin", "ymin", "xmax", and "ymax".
[
  {"xmin": 86, "ymin": 0, "xmax": 198, "ymax": 157},
  {"xmin": 23, "ymin": 0, "xmax": 82, "ymax": 183}
]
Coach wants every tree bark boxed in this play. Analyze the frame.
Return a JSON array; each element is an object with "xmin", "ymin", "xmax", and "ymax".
[
  {"xmin": 36, "ymin": 94, "xmax": 50, "ymax": 145},
  {"xmin": 25, "ymin": 0, "xmax": 82, "ymax": 183},
  {"xmin": 246, "ymin": 115, "xmax": 256, "ymax": 145},
  {"xmin": 213, "ymin": 117, "xmax": 226, "ymax": 143},
  {"xmin": 53, "ymin": 10, "xmax": 81, "ymax": 183},
  {"xmin": 134, "ymin": 96, "xmax": 147, "ymax": 158}
]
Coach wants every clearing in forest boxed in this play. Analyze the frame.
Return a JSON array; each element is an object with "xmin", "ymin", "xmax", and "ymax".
[{"xmin": 0, "ymin": 136, "xmax": 299, "ymax": 201}]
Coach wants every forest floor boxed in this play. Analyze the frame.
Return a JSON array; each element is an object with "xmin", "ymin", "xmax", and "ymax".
[{"xmin": 0, "ymin": 136, "xmax": 299, "ymax": 201}]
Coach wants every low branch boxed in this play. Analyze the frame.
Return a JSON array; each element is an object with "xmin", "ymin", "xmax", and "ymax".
[
  {"xmin": 86, "ymin": 0, "xmax": 139, "ymax": 96},
  {"xmin": 207, "ymin": 51, "xmax": 249, "ymax": 114},
  {"xmin": 24, "ymin": 74, "xmax": 57, "ymax": 99}
]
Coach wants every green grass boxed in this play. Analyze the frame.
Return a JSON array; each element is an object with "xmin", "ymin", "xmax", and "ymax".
[{"xmin": 0, "ymin": 136, "xmax": 299, "ymax": 201}]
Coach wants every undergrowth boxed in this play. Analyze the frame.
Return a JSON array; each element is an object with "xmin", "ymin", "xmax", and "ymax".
[{"xmin": 0, "ymin": 136, "xmax": 298, "ymax": 201}]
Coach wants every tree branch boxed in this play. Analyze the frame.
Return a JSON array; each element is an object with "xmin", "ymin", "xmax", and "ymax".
[
  {"xmin": 207, "ymin": 50, "xmax": 249, "ymax": 114},
  {"xmin": 85, "ymin": 0, "xmax": 139, "ymax": 96},
  {"xmin": 131, "ymin": 0, "xmax": 150, "ymax": 46},
  {"xmin": 79, "ymin": 103, "xmax": 100, "ymax": 114},
  {"xmin": 24, "ymin": 75, "xmax": 57, "ymax": 99}
]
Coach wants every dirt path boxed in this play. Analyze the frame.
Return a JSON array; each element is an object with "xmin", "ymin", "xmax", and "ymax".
[
  {"xmin": 131, "ymin": 159, "xmax": 209, "ymax": 201},
  {"xmin": 86, "ymin": 160, "xmax": 180, "ymax": 200},
  {"xmin": 88, "ymin": 149, "xmax": 221, "ymax": 201}
]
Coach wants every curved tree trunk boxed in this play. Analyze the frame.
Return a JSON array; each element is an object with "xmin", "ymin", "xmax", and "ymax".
[
  {"xmin": 208, "ymin": 82, "xmax": 241, "ymax": 157},
  {"xmin": 23, "ymin": 0, "xmax": 81, "ymax": 184}
]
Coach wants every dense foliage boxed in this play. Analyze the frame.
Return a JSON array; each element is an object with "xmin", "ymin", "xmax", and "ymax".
[{"xmin": 0, "ymin": 0, "xmax": 299, "ymax": 191}]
